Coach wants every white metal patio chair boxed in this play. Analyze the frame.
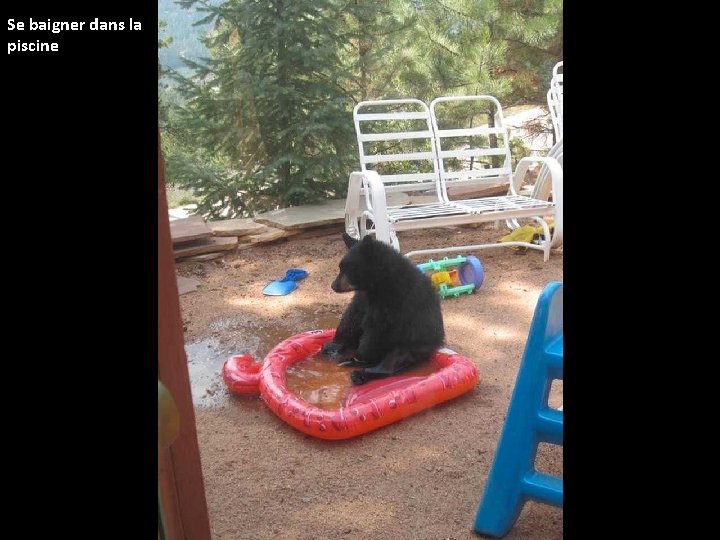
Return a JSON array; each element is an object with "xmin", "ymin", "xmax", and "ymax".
[{"xmin": 533, "ymin": 61, "xmax": 563, "ymax": 210}]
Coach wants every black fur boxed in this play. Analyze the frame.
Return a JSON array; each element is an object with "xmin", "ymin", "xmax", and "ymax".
[{"xmin": 321, "ymin": 233, "xmax": 445, "ymax": 385}]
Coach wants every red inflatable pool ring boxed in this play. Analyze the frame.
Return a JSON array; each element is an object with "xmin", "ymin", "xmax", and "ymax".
[{"xmin": 222, "ymin": 329, "xmax": 480, "ymax": 440}]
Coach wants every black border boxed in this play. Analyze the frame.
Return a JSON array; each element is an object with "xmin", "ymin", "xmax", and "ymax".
[
  {"xmin": 5, "ymin": 1, "xmax": 685, "ymax": 534},
  {"xmin": 563, "ymin": 3, "xmax": 684, "ymax": 534},
  {"xmin": 7, "ymin": 3, "xmax": 157, "ymax": 533}
]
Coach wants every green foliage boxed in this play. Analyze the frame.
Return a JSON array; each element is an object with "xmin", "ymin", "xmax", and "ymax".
[
  {"xmin": 159, "ymin": 20, "xmax": 173, "ymax": 125},
  {"xmin": 158, "ymin": 0, "xmax": 562, "ymax": 218},
  {"xmin": 158, "ymin": 0, "xmax": 217, "ymax": 72},
  {"xmin": 509, "ymin": 136, "xmax": 531, "ymax": 170},
  {"xmin": 339, "ymin": 0, "xmax": 419, "ymax": 101},
  {"xmin": 399, "ymin": 0, "xmax": 562, "ymax": 106},
  {"xmin": 162, "ymin": 139, "xmax": 261, "ymax": 217},
  {"xmin": 166, "ymin": 186, "xmax": 199, "ymax": 208},
  {"xmin": 165, "ymin": 0, "xmax": 358, "ymax": 218}
]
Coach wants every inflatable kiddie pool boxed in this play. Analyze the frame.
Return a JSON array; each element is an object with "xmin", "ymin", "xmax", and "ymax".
[{"xmin": 222, "ymin": 329, "xmax": 480, "ymax": 440}]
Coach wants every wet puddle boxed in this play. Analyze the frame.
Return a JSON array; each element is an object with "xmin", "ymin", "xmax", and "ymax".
[
  {"xmin": 186, "ymin": 309, "xmax": 443, "ymax": 411},
  {"xmin": 185, "ymin": 310, "xmax": 340, "ymax": 408},
  {"xmin": 185, "ymin": 337, "xmax": 254, "ymax": 408},
  {"xmin": 286, "ymin": 354, "xmax": 440, "ymax": 410},
  {"xmin": 285, "ymin": 354, "xmax": 354, "ymax": 410}
]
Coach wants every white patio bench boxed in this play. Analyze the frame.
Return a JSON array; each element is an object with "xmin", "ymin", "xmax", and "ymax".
[{"xmin": 344, "ymin": 95, "xmax": 563, "ymax": 261}]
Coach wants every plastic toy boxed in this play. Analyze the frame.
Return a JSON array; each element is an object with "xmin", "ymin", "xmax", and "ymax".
[
  {"xmin": 262, "ymin": 268, "xmax": 308, "ymax": 296},
  {"xmin": 416, "ymin": 255, "xmax": 484, "ymax": 298},
  {"xmin": 222, "ymin": 329, "xmax": 479, "ymax": 440}
]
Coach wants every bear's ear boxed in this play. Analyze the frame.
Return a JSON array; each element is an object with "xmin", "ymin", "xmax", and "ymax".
[
  {"xmin": 342, "ymin": 232, "xmax": 359, "ymax": 249},
  {"xmin": 358, "ymin": 234, "xmax": 379, "ymax": 254}
]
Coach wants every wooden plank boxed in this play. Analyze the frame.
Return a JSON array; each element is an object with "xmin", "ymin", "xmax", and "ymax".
[
  {"xmin": 252, "ymin": 194, "xmax": 411, "ymax": 232},
  {"xmin": 209, "ymin": 218, "xmax": 267, "ymax": 237},
  {"xmin": 158, "ymin": 135, "xmax": 211, "ymax": 540},
  {"xmin": 253, "ymin": 199, "xmax": 346, "ymax": 231},
  {"xmin": 247, "ymin": 226, "xmax": 295, "ymax": 244},
  {"xmin": 173, "ymin": 236, "xmax": 238, "ymax": 259},
  {"xmin": 406, "ymin": 194, "xmax": 441, "ymax": 205},
  {"xmin": 447, "ymin": 182, "xmax": 509, "ymax": 200},
  {"xmin": 170, "ymin": 215, "xmax": 213, "ymax": 244},
  {"xmin": 385, "ymin": 192, "xmax": 413, "ymax": 206},
  {"xmin": 176, "ymin": 275, "xmax": 200, "ymax": 295},
  {"xmin": 291, "ymin": 222, "xmax": 345, "ymax": 240}
]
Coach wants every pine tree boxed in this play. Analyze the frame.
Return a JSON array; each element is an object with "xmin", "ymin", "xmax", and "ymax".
[
  {"xmin": 397, "ymin": 1, "xmax": 561, "ymax": 158},
  {"xmin": 339, "ymin": 0, "xmax": 418, "ymax": 101},
  {"xmin": 160, "ymin": 1, "xmax": 562, "ymax": 217},
  {"xmin": 167, "ymin": 0, "xmax": 357, "ymax": 218},
  {"xmin": 399, "ymin": 0, "xmax": 561, "ymax": 105},
  {"xmin": 158, "ymin": 20, "xmax": 173, "ymax": 126}
]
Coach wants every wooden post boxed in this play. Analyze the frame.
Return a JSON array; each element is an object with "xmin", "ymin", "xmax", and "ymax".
[{"xmin": 157, "ymin": 132, "xmax": 212, "ymax": 540}]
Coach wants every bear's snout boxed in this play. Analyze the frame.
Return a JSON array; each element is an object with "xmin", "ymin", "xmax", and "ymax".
[{"xmin": 331, "ymin": 272, "xmax": 354, "ymax": 293}]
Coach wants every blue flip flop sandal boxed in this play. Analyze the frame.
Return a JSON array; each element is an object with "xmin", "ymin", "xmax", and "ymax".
[{"xmin": 262, "ymin": 268, "xmax": 309, "ymax": 296}]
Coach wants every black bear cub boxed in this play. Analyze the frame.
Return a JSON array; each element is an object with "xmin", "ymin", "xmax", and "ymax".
[{"xmin": 321, "ymin": 232, "xmax": 445, "ymax": 385}]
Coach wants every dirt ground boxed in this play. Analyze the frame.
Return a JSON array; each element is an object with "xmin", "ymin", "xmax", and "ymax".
[{"xmin": 177, "ymin": 224, "xmax": 563, "ymax": 540}]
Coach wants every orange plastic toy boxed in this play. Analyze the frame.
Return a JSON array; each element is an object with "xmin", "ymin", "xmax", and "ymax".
[{"xmin": 222, "ymin": 329, "xmax": 480, "ymax": 440}]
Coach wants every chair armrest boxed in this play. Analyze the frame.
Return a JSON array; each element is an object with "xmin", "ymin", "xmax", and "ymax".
[
  {"xmin": 512, "ymin": 156, "xmax": 563, "ymax": 200},
  {"xmin": 345, "ymin": 170, "xmax": 392, "ymax": 244},
  {"xmin": 514, "ymin": 156, "xmax": 563, "ymax": 247}
]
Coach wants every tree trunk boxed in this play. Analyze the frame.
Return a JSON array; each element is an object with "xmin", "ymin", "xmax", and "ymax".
[{"xmin": 275, "ymin": 0, "xmax": 292, "ymax": 188}]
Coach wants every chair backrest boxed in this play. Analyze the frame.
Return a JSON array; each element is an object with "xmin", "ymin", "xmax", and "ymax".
[
  {"xmin": 429, "ymin": 95, "xmax": 513, "ymax": 198},
  {"xmin": 552, "ymin": 61, "xmax": 563, "ymax": 90},
  {"xmin": 542, "ymin": 61, "xmax": 563, "ymax": 200},
  {"xmin": 353, "ymin": 99, "xmax": 443, "ymax": 199},
  {"xmin": 547, "ymin": 62, "xmax": 563, "ymax": 140}
]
